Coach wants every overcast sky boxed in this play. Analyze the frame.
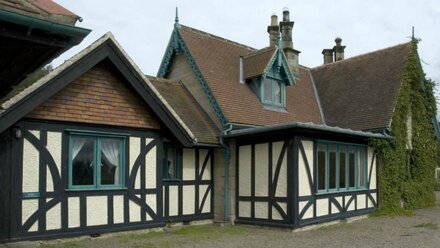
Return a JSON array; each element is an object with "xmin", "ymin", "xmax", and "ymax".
[{"xmin": 54, "ymin": 0, "xmax": 440, "ymax": 111}]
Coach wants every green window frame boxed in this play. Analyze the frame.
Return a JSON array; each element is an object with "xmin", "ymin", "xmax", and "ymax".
[
  {"xmin": 316, "ymin": 140, "xmax": 368, "ymax": 194},
  {"xmin": 163, "ymin": 144, "xmax": 182, "ymax": 180},
  {"xmin": 68, "ymin": 131, "xmax": 126, "ymax": 190},
  {"xmin": 260, "ymin": 77, "xmax": 285, "ymax": 107}
]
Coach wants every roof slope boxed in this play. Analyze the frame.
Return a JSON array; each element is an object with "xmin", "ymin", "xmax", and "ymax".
[
  {"xmin": 0, "ymin": 0, "xmax": 79, "ymax": 25},
  {"xmin": 0, "ymin": 32, "xmax": 199, "ymax": 147},
  {"xmin": 178, "ymin": 25, "xmax": 323, "ymax": 126},
  {"xmin": 243, "ymin": 46, "xmax": 276, "ymax": 79},
  {"xmin": 148, "ymin": 76, "xmax": 219, "ymax": 144},
  {"xmin": 312, "ymin": 42, "xmax": 411, "ymax": 131}
]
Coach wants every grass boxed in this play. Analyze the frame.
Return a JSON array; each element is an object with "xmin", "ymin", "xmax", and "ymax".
[
  {"xmin": 40, "ymin": 225, "xmax": 248, "ymax": 248},
  {"xmin": 413, "ymin": 222, "xmax": 438, "ymax": 230}
]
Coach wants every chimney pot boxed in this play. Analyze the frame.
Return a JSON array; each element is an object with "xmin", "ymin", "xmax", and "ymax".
[
  {"xmin": 333, "ymin": 37, "xmax": 346, "ymax": 61},
  {"xmin": 271, "ymin": 14, "xmax": 278, "ymax": 26},
  {"xmin": 282, "ymin": 7, "xmax": 290, "ymax": 21},
  {"xmin": 267, "ymin": 14, "xmax": 279, "ymax": 47}
]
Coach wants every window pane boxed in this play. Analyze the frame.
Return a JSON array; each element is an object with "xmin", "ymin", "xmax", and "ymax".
[
  {"xmin": 273, "ymin": 81, "xmax": 281, "ymax": 104},
  {"xmin": 263, "ymin": 79, "xmax": 272, "ymax": 102},
  {"xmin": 329, "ymin": 145, "xmax": 337, "ymax": 189},
  {"xmin": 165, "ymin": 146, "xmax": 178, "ymax": 179},
  {"xmin": 358, "ymin": 148, "xmax": 366, "ymax": 187},
  {"xmin": 100, "ymin": 138, "xmax": 122, "ymax": 185},
  {"xmin": 339, "ymin": 146, "xmax": 347, "ymax": 189},
  {"xmin": 317, "ymin": 144, "xmax": 326, "ymax": 190},
  {"xmin": 71, "ymin": 136, "xmax": 95, "ymax": 186},
  {"xmin": 348, "ymin": 146, "xmax": 355, "ymax": 188}
]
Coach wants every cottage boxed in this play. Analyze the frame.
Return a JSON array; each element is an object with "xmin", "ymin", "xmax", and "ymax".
[{"xmin": 1, "ymin": 2, "xmax": 438, "ymax": 242}]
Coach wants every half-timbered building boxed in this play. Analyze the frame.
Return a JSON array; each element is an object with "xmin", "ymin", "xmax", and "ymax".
[{"xmin": 1, "ymin": 2, "xmax": 437, "ymax": 241}]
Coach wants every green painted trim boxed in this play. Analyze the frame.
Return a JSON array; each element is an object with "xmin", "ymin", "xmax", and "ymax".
[
  {"xmin": 0, "ymin": 9, "xmax": 90, "ymax": 46},
  {"xmin": 316, "ymin": 141, "xmax": 368, "ymax": 195},
  {"xmin": 66, "ymin": 129, "xmax": 130, "ymax": 137},
  {"xmin": 157, "ymin": 27, "xmax": 229, "ymax": 128},
  {"xmin": 68, "ymin": 131, "xmax": 126, "ymax": 190}
]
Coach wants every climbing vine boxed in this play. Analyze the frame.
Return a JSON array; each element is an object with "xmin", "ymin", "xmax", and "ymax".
[{"xmin": 370, "ymin": 39, "xmax": 438, "ymax": 214}]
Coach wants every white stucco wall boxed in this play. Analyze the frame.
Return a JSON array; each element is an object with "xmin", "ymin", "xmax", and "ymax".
[
  {"xmin": 238, "ymin": 201, "xmax": 251, "ymax": 218},
  {"xmin": 272, "ymin": 142, "xmax": 287, "ymax": 197},
  {"xmin": 145, "ymin": 138, "xmax": 156, "ymax": 189},
  {"xmin": 368, "ymin": 147, "xmax": 377, "ymax": 189},
  {"xmin": 199, "ymin": 185, "xmax": 211, "ymax": 213},
  {"xmin": 23, "ymin": 130, "xmax": 40, "ymax": 193},
  {"xmin": 254, "ymin": 144, "xmax": 269, "ymax": 197},
  {"xmin": 22, "ymin": 199, "xmax": 38, "ymax": 231},
  {"xmin": 113, "ymin": 195, "xmax": 124, "ymax": 224},
  {"xmin": 182, "ymin": 185, "xmax": 195, "ymax": 215},
  {"xmin": 199, "ymin": 149, "xmax": 211, "ymax": 180},
  {"xmin": 254, "ymin": 202, "xmax": 268, "ymax": 219},
  {"xmin": 129, "ymin": 197, "xmax": 141, "ymax": 222},
  {"xmin": 46, "ymin": 132, "xmax": 61, "ymax": 192},
  {"xmin": 316, "ymin": 199, "xmax": 329, "ymax": 217},
  {"xmin": 146, "ymin": 194, "xmax": 156, "ymax": 221},
  {"xmin": 357, "ymin": 194, "xmax": 366, "ymax": 210},
  {"xmin": 87, "ymin": 196, "xmax": 107, "ymax": 226},
  {"xmin": 130, "ymin": 137, "xmax": 141, "ymax": 189},
  {"xmin": 46, "ymin": 201, "xmax": 61, "ymax": 230},
  {"xmin": 68, "ymin": 197, "xmax": 80, "ymax": 228},
  {"xmin": 238, "ymin": 145, "xmax": 251, "ymax": 197},
  {"xmin": 299, "ymin": 141, "xmax": 314, "ymax": 197},
  {"xmin": 182, "ymin": 149, "xmax": 196, "ymax": 180},
  {"xmin": 272, "ymin": 202, "xmax": 287, "ymax": 220},
  {"xmin": 168, "ymin": 186, "xmax": 178, "ymax": 216},
  {"xmin": 299, "ymin": 201, "xmax": 313, "ymax": 219}
]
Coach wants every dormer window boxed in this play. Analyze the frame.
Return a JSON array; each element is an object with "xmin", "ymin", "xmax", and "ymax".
[{"xmin": 262, "ymin": 77, "xmax": 284, "ymax": 106}]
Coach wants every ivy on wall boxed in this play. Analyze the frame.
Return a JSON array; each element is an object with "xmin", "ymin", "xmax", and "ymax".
[{"xmin": 371, "ymin": 39, "xmax": 438, "ymax": 214}]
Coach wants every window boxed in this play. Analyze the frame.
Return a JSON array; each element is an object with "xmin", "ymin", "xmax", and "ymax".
[
  {"xmin": 69, "ymin": 132, "xmax": 126, "ymax": 190},
  {"xmin": 163, "ymin": 145, "xmax": 182, "ymax": 180},
  {"xmin": 262, "ymin": 77, "xmax": 284, "ymax": 106},
  {"xmin": 316, "ymin": 141, "xmax": 367, "ymax": 193}
]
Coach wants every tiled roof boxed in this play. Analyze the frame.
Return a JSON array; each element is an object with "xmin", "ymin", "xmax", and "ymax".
[
  {"xmin": 178, "ymin": 25, "xmax": 324, "ymax": 126},
  {"xmin": 0, "ymin": 0, "xmax": 79, "ymax": 25},
  {"xmin": 243, "ymin": 46, "xmax": 277, "ymax": 79},
  {"xmin": 312, "ymin": 42, "xmax": 411, "ymax": 131},
  {"xmin": 148, "ymin": 76, "xmax": 220, "ymax": 144}
]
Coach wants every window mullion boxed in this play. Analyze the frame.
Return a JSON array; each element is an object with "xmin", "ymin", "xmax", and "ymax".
[
  {"xmin": 345, "ymin": 145, "xmax": 349, "ymax": 190},
  {"xmin": 336, "ymin": 144, "xmax": 340, "ymax": 191},
  {"xmin": 355, "ymin": 146, "xmax": 358, "ymax": 189},
  {"xmin": 95, "ymin": 137, "xmax": 100, "ymax": 189},
  {"xmin": 325, "ymin": 143, "xmax": 329, "ymax": 192}
]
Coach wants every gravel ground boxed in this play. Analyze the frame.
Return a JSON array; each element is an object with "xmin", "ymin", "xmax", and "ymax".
[{"xmin": 4, "ymin": 192, "xmax": 440, "ymax": 248}]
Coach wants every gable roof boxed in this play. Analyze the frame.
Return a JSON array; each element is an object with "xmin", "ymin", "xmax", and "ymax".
[
  {"xmin": 243, "ymin": 47, "xmax": 276, "ymax": 79},
  {"xmin": 0, "ymin": 32, "xmax": 200, "ymax": 147},
  {"xmin": 147, "ymin": 76, "xmax": 219, "ymax": 144},
  {"xmin": 160, "ymin": 24, "xmax": 323, "ymax": 127},
  {"xmin": 242, "ymin": 46, "xmax": 295, "ymax": 85},
  {"xmin": 312, "ymin": 42, "xmax": 411, "ymax": 131}
]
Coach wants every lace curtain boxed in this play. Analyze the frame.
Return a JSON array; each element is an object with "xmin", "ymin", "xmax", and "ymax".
[{"xmin": 101, "ymin": 139, "xmax": 120, "ymax": 184}]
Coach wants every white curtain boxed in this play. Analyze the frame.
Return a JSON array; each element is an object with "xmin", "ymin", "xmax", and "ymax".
[
  {"xmin": 101, "ymin": 139, "xmax": 120, "ymax": 184},
  {"xmin": 72, "ymin": 137, "xmax": 87, "ymax": 160}
]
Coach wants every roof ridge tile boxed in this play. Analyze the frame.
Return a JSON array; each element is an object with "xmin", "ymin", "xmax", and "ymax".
[
  {"xmin": 312, "ymin": 42, "xmax": 411, "ymax": 70},
  {"xmin": 180, "ymin": 24, "xmax": 256, "ymax": 52}
]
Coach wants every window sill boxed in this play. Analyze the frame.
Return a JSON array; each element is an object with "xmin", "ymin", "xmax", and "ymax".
[
  {"xmin": 65, "ymin": 187, "xmax": 127, "ymax": 192},
  {"xmin": 262, "ymin": 104, "xmax": 287, "ymax": 113},
  {"xmin": 163, "ymin": 179, "xmax": 182, "ymax": 182},
  {"xmin": 315, "ymin": 188, "xmax": 369, "ymax": 196}
]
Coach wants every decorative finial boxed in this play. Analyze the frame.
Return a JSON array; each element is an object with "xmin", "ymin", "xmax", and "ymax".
[
  {"xmin": 175, "ymin": 7, "xmax": 179, "ymax": 26},
  {"xmin": 277, "ymin": 25, "xmax": 282, "ymax": 48},
  {"xmin": 412, "ymin": 26, "xmax": 415, "ymax": 39}
]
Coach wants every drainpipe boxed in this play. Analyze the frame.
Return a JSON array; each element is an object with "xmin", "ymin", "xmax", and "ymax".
[{"xmin": 220, "ymin": 124, "xmax": 233, "ymax": 222}]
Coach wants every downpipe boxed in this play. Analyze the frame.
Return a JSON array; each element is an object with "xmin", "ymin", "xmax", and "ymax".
[{"xmin": 220, "ymin": 124, "xmax": 233, "ymax": 222}]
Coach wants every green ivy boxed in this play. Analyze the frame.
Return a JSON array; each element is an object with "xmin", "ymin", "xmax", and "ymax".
[{"xmin": 370, "ymin": 39, "xmax": 438, "ymax": 214}]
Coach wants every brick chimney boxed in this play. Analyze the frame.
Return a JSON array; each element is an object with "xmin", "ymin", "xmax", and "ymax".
[
  {"xmin": 279, "ymin": 7, "xmax": 300, "ymax": 75},
  {"xmin": 333, "ymin": 37, "xmax": 345, "ymax": 61},
  {"xmin": 267, "ymin": 14, "xmax": 278, "ymax": 47}
]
